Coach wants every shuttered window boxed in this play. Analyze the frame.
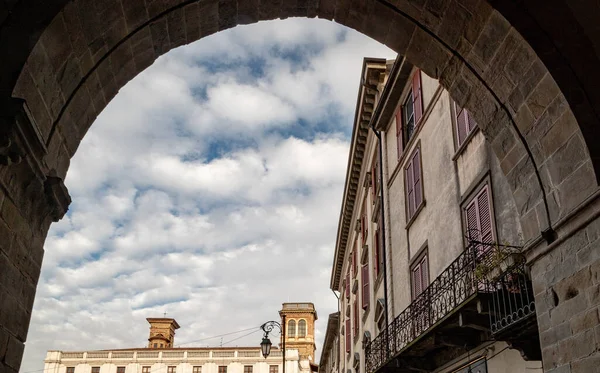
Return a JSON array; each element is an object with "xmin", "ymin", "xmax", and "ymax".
[
  {"xmin": 455, "ymin": 102, "xmax": 477, "ymax": 147},
  {"xmin": 411, "ymin": 254, "xmax": 428, "ymax": 299},
  {"xmin": 405, "ymin": 147, "xmax": 423, "ymax": 220},
  {"xmin": 401, "ymin": 70, "xmax": 423, "ymax": 148},
  {"xmin": 371, "ymin": 156, "xmax": 379, "ymax": 200},
  {"xmin": 361, "ymin": 262, "xmax": 370, "ymax": 309},
  {"xmin": 465, "ymin": 185, "xmax": 494, "ymax": 255},
  {"xmin": 373, "ymin": 226, "xmax": 383, "ymax": 277},
  {"xmin": 352, "ymin": 243, "xmax": 358, "ymax": 278},
  {"xmin": 361, "ymin": 199, "xmax": 368, "ymax": 244},
  {"xmin": 396, "ymin": 108, "xmax": 403, "ymax": 159},
  {"xmin": 345, "ymin": 318, "xmax": 351, "ymax": 353},
  {"xmin": 353, "ymin": 299, "xmax": 359, "ymax": 338},
  {"xmin": 345, "ymin": 271, "xmax": 350, "ymax": 298}
]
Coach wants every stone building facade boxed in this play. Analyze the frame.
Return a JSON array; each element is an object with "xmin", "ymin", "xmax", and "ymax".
[
  {"xmin": 321, "ymin": 57, "xmax": 546, "ymax": 373},
  {"xmin": 44, "ymin": 305, "xmax": 314, "ymax": 373}
]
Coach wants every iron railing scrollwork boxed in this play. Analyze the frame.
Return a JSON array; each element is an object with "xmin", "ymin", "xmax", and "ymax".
[{"xmin": 365, "ymin": 240, "xmax": 533, "ymax": 373}]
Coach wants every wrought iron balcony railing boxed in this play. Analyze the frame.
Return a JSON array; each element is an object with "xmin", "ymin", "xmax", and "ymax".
[{"xmin": 365, "ymin": 242, "xmax": 535, "ymax": 373}]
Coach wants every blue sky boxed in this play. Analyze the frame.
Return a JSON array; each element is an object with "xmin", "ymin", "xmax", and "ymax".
[{"xmin": 20, "ymin": 18, "xmax": 394, "ymax": 371}]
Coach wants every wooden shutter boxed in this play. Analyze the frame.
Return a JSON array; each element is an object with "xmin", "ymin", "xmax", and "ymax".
[
  {"xmin": 346, "ymin": 272, "xmax": 350, "ymax": 298},
  {"xmin": 396, "ymin": 108, "xmax": 403, "ymax": 158},
  {"xmin": 413, "ymin": 149, "xmax": 422, "ymax": 209},
  {"xmin": 353, "ymin": 299, "xmax": 359, "ymax": 337},
  {"xmin": 406, "ymin": 161, "xmax": 415, "ymax": 218},
  {"xmin": 362, "ymin": 263, "xmax": 369, "ymax": 309},
  {"xmin": 374, "ymin": 227, "xmax": 380, "ymax": 276},
  {"xmin": 352, "ymin": 246, "xmax": 357, "ymax": 278},
  {"xmin": 345, "ymin": 318, "xmax": 351, "ymax": 352},
  {"xmin": 362, "ymin": 199, "xmax": 368, "ymax": 244},
  {"xmin": 412, "ymin": 265, "xmax": 422, "ymax": 298},
  {"xmin": 420, "ymin": 255, "xmax": 428, "ymax": 289},
  {"xmin": 455, "ymin": 103, "xmax": 468, "ymax": 146},
  {"xmin": 477, "ymin": 186, "xmax": 493, "ymax": 244},
  {"xmin": 371, "ymin": 160, "xmax": 377, "ymax": 199},
  {"xmin": 412, "ymin": 70, "xmax": 423, "ymax": 125}
]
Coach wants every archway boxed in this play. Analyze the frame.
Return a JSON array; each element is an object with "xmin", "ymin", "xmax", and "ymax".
[{"xmin": 1, "ymin": 0, "xmax": 599, "ymax": 372}]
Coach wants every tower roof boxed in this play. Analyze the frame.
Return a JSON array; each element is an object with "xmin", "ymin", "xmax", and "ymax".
[{"xmin": 146, "ymin": 318, "xmax": 180, "ymax": 329}]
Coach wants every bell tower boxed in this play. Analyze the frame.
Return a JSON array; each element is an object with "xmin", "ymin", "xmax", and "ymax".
[
  {"xmin": 146, "ymin": 317, "xmax": 180, "ymax": 348},
  {"xmin": 279, "ymin": 303, "xmax": 318, "ymax": 361}
]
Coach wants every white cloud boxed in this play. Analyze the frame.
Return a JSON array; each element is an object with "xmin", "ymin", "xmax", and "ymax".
[{"xmin": 20, "ymin": 18, "xmax": 394, "ymax": 372}]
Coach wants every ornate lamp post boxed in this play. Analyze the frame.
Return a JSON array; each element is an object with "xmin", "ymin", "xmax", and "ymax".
[{"xmin": 260, "ymin": 315, "xmax": 286, "ymax": 373}]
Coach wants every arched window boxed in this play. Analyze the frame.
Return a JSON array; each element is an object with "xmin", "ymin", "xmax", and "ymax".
[
  {"xmin": 288, "ymin": 320, "xmax": 296, "ymax": 337},
  {"xmin": 298, "ymin": 320, "xmax": 307, "ymax": 337}
]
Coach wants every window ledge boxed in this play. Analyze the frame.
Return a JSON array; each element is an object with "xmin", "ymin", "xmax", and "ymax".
[
  {"xmin": 451, "ymin": 126, "xmax": 480, "ymax": 161},
  {"xmin": 405, "ymin": 200, "xmax": 426, "ymax": 230}
]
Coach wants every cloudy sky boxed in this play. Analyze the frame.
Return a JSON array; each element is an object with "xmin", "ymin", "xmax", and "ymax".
[{"xmin": 20, "ymin": 18, "xmax": 394, "ymax": 371}]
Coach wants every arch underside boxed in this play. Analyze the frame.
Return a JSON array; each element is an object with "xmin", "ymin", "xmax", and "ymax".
[{"xmin": 3, "ymin": 0, "xmax": 598, "ymax": 244}]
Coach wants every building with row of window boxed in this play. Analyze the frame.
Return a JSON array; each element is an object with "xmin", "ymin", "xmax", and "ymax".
[
  {"xmin": 319, "ymin": 57, "xmax": 544, "ymax": 373},
  {"xmin": 44, "ymin": 304, "xmax": 318, "ymax": 373}
]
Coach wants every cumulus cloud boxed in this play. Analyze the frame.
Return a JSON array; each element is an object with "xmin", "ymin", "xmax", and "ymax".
[{"xmin": 20, "ymin": 17, "xmax": 394, "ymax": 372}]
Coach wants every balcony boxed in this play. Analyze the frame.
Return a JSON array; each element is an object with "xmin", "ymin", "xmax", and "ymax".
[{"xmin": 365, "ymin": 243, "xmax": 540, "ymax": 373}]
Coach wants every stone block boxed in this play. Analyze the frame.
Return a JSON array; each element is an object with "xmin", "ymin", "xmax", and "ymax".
[
  {"xmin": 333, "ymin": 0, "xmax": 350, "ymax": 25},
  {"xmin": 436, "ymin": 0, "xmax": 469, "ymax": 50},
  {"xmin": 281, "ymin": 0, "xmax": 299, "ymax": 19},
  {"xmin": 122, "ymin": 0, "xmax": 150, "ymax": 32},
  {"xmin": 558, "ymin": 228, "xmax": 588, "ymax": 260},
  {"xmin": 40, "ymin": 13, "xmax": 73, "ymax": 74},
  {"xmin": 200, "ymin": 0, "xmax": 219, "ymax": 37},
  {"xmin": 587, "ymin": 284, "xmax": 600, "ymax": 306},
  {"xmin": 150, "ymin": 18, "xmax": 171, "ymax": 55},
  {"xmin": 540, "ymin": 111, "xmax": 579, "ymax": 163},
  {"xmin": 0, "ymin": 287, "xmax": 30, "ymax": 341},
  {"xmin": 384, "ymin": 11, "xmax": 415, "ymax": 53},
  {"xmin": 558, "ymin": 329, "xmax": 597, "ymax": 364},
  {"xmin": 471, "ymin": 10, "xmax": 510, "ymax": 66},
  {"xmin": 317, "ymin": 0, "xmax": 335, "ymax": 20},
  {"xmin": 577, "ymin": 240, "xmax": 600, "ymax": 268},
  {"xmin": 571, "ymin": 354, "xmax": 600, "ymax": 373},
  {"xmin": 504, "ymin": 39, "xmax": 536, "ymax": 85},
  {"xmin": 520, "ymin": 207, "xmax": 540, "ymax": 243},
  {"xmin": 538, "ymin": 310, "xmax": 551, "ymax": 333},
  {"xmin": 184, "ymin": 3, "xmax": 201, "ymax": 41},
  {"xmin": 4, "ymin": 335, "xmax": 24, "ymax": 370},
  {"xmin": 541, "ymin": 321, "xmax": 571, "ymax": 346},
  {"xmin": 592, "ymin": 260, "xmax": 600, "ymax": 285},
  {"xmin": 586, "ymin": 218, "xmax": 600, "ymax": 244},
  {"xmin": 96, "ymin": 58, "xmax": 118, "ymax": 105},
  {"xmin": 511, "ymin": 173, "xmax": 542, "ymax": 216},
  {"xmin": 405, "ymin": 27, "xmax": 451, "ymax": 79},
  {"xmin": 550, "ymin": 293, "xmax": 589, "ymax": 327},
  {"xmin": 361, "ymin": 0, "xmax": 391, "ymax": 44},
  {"xmin": 507, "ymin": 59, "xmax": 546, "ymax": 113},
  {"xmin": 542, "ymin": 343, "xmax": 559, "ymax": 370},
  {"xmin": 570, "ymin": 307, "xmax": 600, "ymax": 335},
  {"xmin": 526, "ymin": 73, "xmax": 560, "ymax": 120},
  {"xmin": 218, "ymin": 0, "xmax": 238, "ymax": 31},
  {"xmin": 547, "ymin": 365, "xmax": 572, "ymax": 373},
  {"xmin": 27, "ymin": 42, "xmax": 65, "ymax": 120},
  {"xmin": 12, "ymin": 66, "xmax": 54, "ymax": 142},
  {"xmin": 167, "ymin": 7, "xmax": 187, "ymax": 48},
  {"xmin": 557, "ymin": 161, "xmax": 598, "ymax": 218},
  {"xmin": 110, "ymin": 41, "xmax": 135, "ymax": 88}
]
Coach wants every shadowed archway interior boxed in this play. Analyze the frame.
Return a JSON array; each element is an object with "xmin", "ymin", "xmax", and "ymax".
[{"xmin": 1, "ymin": 0, "xmax": 600, "ymax": 371}]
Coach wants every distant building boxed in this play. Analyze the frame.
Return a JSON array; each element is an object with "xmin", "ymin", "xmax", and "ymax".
[
  {"xmin": 322, "ymin": 57, "xmax": 543, "ymax": 373},
  {"xmin": 44, "ymin": 304, "xmax": 316, "ymax": 373}
]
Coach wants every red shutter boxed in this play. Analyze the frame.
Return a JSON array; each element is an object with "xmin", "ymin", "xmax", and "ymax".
[
  {"xmin": 352, "ymin": 246, "xmax": 357, "ymax": 278},
  {"xmin": 362, "ymin": 199, "xmax": 368, "ymax": 244},
  {"xmin": 362, "ymin": 263, "xmax": 369, "ymax": 309},
  {"xmin": 412, "ymin": 70, "xmax": 423, "ymax": 125},
  {"xmin": 353, "ymin": 299, "xmax": 359, "ymax": 337},
  {"xmin": 374, "ymin": 227, "xmax": 380, "ymax": 276},
  {"xmin": 396, "ymin": 108, "xmax": 403, "ymax": 158},
  {"xmin": 406, "ymin": 162, "xmax": 414, "ymax": 218},
  {"xmin": 345, "ymin": 319, "xmax": 351, "ymax": 353},
  {"xmin": 455, "ymin": 103, "xmax": 468, "ymax": 146},
  {"xmin": 412, "ymin": 150, "xmax": 422, "ymax": 209},
  {"xmin": 346, "ymin": 272, "xmax": 350, "ymax": 298},
  {"xmin": 371, "ymin": 160, "xmax": 377, "ymax": 199},
  {"xmin": 477, "ymin": 186, "xmax": 493, "ymax": 244}
]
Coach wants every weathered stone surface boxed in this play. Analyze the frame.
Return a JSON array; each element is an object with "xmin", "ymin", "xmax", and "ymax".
[
  {"xmin": 200, "ymin": 0, "xmax": 219, "ymax": 37},
  {"xmin": 167, "ymin": 7, "xmax": 187, "ymax": 48},
  {"xmin": 184, "ymin": 3, "xmax": 201, "ymax": 41},
  {"xmin": 150, "ymin": 18, "xmax": 171, "ymax": 55},
  {"xmin": 122, "ymin": 0, "xmax": 150, "ymax": 32}
]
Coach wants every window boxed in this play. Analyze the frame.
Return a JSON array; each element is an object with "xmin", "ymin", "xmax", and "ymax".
[
  {"xmin": 298, "ymin": 319, "xmax": 307, "ymax": 337},
  {"xmin": 411, "ymin": 253, "xmax": 429, "ymax": 299},
  {"xmin": 153, "ymin": 343, "xmax": 157, "ymax": 348},
  {"xmin": 361, "ymin": 262, "xmax": 369, "ymax": 310},
  {"xmin": 373, "ymin": 225, "xmax": 383, "ymax": 278},
  {"xmin": 353, "ymin": 299, "xmax": 359, "ymax": 339},
  {"xmin": 67, "ymin": 368, "xmax": 75, "ymax": 373},
  {"xmin": 142, "ymin": 368, "xmax": 151, "ymax": 373},
  {"xmin": 244, "ymin": 366, "xmax": 253, "ymax": 373},
  {"xmin": 361, "ymin": 199, "xmax": 368, "ymax": 244},
  {"xmin": 345, "ymin": 270, "xmax": 350, "ymax": 298},
  {"xmin": 454, "ymin": 102, "xmax": 477, "ymax": 147},
  {"xmin": 269, "ymin": 366, "xmax": 279, "ymax": 373},
  {"xmin": 288, "ymin": 319, "xmax": 296, "ymax": 337},
  {"xmin": 92, "ymin": 368, "xmax": 100, "ymax": 373},
  {"xmin": 345, "ymin": 318, "xmax": 351, "ymax": 353},
  {"xmin": 465, "ymin": 185, "xmax": 494, "ymax": 254},
  {"xmin": 405, "ymin": 147, "xmax": 423, "ymax": 220},
  {"xmin": 397, "ymin": 70, "xmax": 423, "ymax": 154},
  {"xmin": 167, "ymin": 367, "xmax": 176, "ymax": 373},
  {"xmin": 218, "ymin": 367, "xmax": 227, "ymax": 373},
  {"xmin": 352, "ymin": 242, "xmax": 358, "ymax": 278},
  {"xmin": 117, "ymin": 368, "xmax": 125, "ymax": 373},
  {"xmin": 371, "ymin": 155, "xmax": 379, "ymax": 199}
]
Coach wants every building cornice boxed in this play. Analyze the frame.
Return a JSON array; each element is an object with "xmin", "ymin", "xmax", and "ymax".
[
  {"xmin": 318, "ymin": 312, "xmax": 340, "ymax": 368},
  {"xmin": 329, "ymin": 57, "xmax": 389, "ymax": 290}
]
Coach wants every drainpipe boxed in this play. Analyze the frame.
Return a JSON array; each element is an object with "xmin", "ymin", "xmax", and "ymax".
[{"xmin": 369, "ymin": 124, "xmax": 390, "ymax": 330}]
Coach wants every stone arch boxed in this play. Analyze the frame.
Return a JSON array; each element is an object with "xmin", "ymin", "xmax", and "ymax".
[{"xmin": 1, "ymin": 1, "xmax": 600, "ymax": 372}]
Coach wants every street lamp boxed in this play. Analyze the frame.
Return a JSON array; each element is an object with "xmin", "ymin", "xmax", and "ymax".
[{"xmin": 260, "ymin": 316, "xmax": 286, "ymax": 373}]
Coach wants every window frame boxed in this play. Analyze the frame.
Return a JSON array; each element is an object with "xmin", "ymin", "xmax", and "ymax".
[
  {"xmin": 193, "ymin": 367, "xmax": 202, "ymax": 373},
  {"xmin": 288, "ymin": 319, "xmax": 296, "ymax": 337},
  {"xmin": 117, "ymin": 368, "xmax": 126, "ymax": 373},
  {"xmin": 410, "ymin": 248, "xmax": 429, "ymax": 300},
  {"xmin": 92, "ymin": 368, "xmax": 100, "ymax": 373},
  {"xmin": 67, "ymin": 368, "xmax": 75, "ymax": 373},
  {"xmin": 462, "ymin": 180, "xmax": 496, "ymax": 253},
  {"xmin": 361, "ymin": 258, "xmax": 370, "ymax": 310},
  {"xmin": 404, "ymin": 144, "xmax": 425, "ymax": 225},
  {"xmin": 298, "ymin": 319, "xmax": 307, "ymax": 338},
  {"xmin": 167, "ymin": 367, "xmax": 176, "ymax": 373},
  {"xmin": 218, "ymin": 367, "xmax": 227, "ymax": 373},
  {"xmin": 269, "ymin": 366, "xmax": 279, "ymax": 373}
]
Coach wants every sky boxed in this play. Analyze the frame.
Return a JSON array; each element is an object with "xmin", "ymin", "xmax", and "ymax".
[{"xmin": 20, "ymin": 18, "xmax": 394, "ymax": 371}]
